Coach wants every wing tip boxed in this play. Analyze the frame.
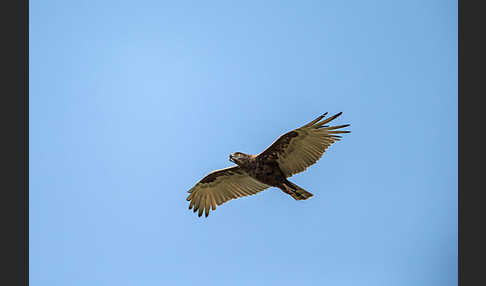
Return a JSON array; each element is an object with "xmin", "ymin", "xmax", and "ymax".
[{"xmin": 313, "ymin": 111, "xmax": 347, "ymax": 127}]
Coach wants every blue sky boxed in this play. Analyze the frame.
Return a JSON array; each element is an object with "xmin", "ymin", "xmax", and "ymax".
[{"xmin": 30, "ymin": 1, "xmax": 457, "ymax": 285}]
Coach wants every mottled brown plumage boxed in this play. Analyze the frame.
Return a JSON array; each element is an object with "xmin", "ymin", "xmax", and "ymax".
[{"xmin": 186, "ymin": 112, "xmax": 350, "ymax": 217}]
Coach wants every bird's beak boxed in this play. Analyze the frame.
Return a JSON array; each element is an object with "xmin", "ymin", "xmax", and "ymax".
[{"xmin": 229, "ymin": 155, "xmax": 234, "ymax": 163}]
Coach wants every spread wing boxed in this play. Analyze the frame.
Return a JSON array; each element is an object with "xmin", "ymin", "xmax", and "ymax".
[
  {"xmin": 186, "ymin": 166, "xmax": 271, "ymax": 217},
  {"xmin": 257, "ymin": 112, "xmax": 350, "ymax": 177}
]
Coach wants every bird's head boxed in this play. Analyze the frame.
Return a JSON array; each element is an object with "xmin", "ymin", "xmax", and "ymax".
[{"xmin": 229, "ymin": 152, "xmax": 249, "ymax": 165}]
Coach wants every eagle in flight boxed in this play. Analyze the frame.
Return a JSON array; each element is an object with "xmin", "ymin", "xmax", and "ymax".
[{"xmin": 186, "ymin": 112, "xmax": 350, "ymax": 217}]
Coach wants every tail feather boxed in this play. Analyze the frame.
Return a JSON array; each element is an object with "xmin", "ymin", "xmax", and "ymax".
[{"xmin": 279, "ymin": 180, "xmax": 313, "ymax": 200}]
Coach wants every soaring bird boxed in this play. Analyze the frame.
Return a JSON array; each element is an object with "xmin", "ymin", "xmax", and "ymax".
[{"xmin": 186, "ymin": 112, "xmax": 350, "ymax": 217}]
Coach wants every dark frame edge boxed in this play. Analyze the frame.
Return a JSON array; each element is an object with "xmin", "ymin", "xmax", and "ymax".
[
  {"xmin": 25, "ymin": 0, "xmax": 29, "ymax": 284},
  {"xmin": 2, "ymin": 0, "xmax": 29, "ymax": 285}
]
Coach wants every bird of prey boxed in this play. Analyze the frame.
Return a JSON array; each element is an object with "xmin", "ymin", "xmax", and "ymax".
[{"xmin": 186, "ymin": 112, "xmax": 350, "ymax": 217}]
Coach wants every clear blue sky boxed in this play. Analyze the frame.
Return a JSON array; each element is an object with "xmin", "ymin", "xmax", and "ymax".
[{"xmin": 30, "ymin": 1, "xmax": 457, "ymax": 285}]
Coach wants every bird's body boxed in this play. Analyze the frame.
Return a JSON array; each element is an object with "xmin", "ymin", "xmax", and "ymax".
[
  {"xmin": 229, "ymin": 152, "xmax": 312, "ymax": 200},
  {"xmin": 230, "ymin": 154, "xmax": 284, "ymax": 186},
  {"xmin": 187, "ymin": 112, "xmax": 350, "ymax": 217}
]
